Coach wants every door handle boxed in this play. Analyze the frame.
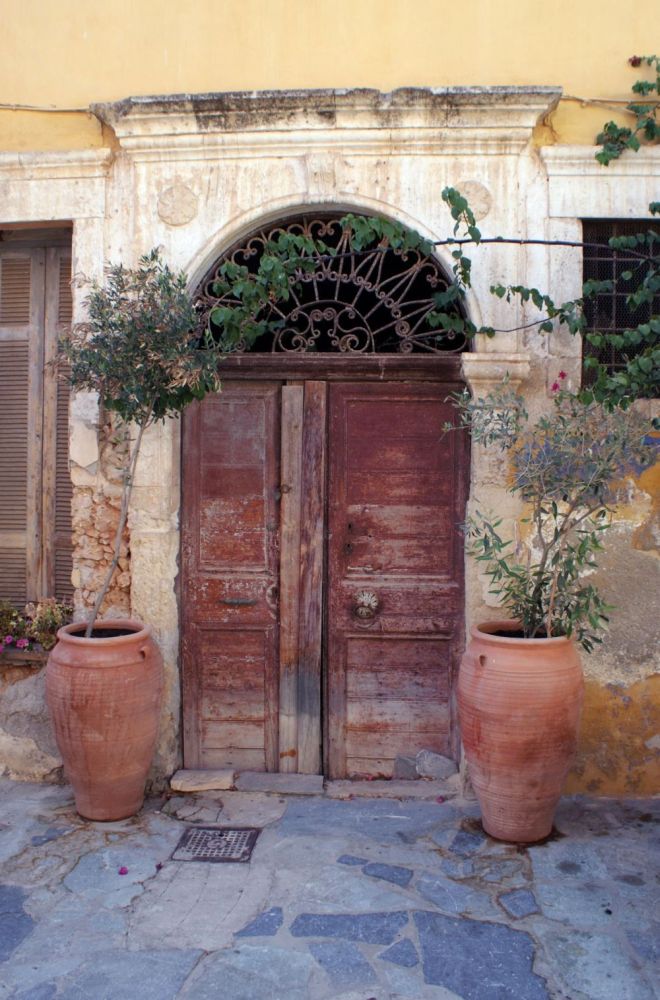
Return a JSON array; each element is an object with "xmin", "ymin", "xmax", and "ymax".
[{"xmin": 353, "ymin": 590, "xmax": 380, "ymax": 620}]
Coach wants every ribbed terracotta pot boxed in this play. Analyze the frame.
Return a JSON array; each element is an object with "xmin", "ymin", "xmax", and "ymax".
[
  {"xmin": 46, "ymin": 619, "xmax": 163, "ymax": 821},
  {"xmin": 458, "ymin": 620, "xmax": 584, "ymax": 843}
]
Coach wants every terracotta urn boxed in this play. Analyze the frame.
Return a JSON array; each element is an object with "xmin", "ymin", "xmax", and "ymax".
[
  {"xmin": 457, "ymin": 620, "xmax": 584, "ymax": 843},
  {"xmin": 46, "ymin": 619, "xmax": 163, "ymax": 821}
]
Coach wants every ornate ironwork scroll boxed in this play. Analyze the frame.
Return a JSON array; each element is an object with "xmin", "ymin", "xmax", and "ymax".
[{"xmin": 196, "ymin": 214, "xmax": 467, "ymax": 354}]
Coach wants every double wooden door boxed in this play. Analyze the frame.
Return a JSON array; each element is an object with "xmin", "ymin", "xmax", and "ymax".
[{"xmin": 181, "ymin": 375, "xmax": 467, "ymax": 778}]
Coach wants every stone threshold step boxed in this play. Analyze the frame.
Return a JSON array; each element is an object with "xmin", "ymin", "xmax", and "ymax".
[{"xmin": 170, "ymin": 769, "xmax": 463, "ymax": 799}]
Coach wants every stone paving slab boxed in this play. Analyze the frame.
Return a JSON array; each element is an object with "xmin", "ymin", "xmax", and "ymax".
[{"xmin": 0, "ymin": 778, "xmax": 657, "ymax": 1000}]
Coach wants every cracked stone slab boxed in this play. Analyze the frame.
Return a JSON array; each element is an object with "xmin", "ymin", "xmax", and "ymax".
[
  {"xmin": 128, "ymin": 860, "xmax": 268, "ymax": 952},
  {"xmin": 0, "ymin": 884, "xmax": 34, "ymax": 961},
  {"xmin": 236, "ymin": 906, "xmax": 283, "ymax": 937},
  {"xmin": 1, "ymin": 897, "xmax": 128, "ymax": 992},
  {"xmin": 533, "ymin": 878, "xmax": 618, "ymax": 929},
  {"xmin": 62, "ymin": 845, "xmax": 171, "ymax": 907},
  {"xmin": 416, "ymin": 873, "xmax": 498, "ymax": 919},
  {"xmin": 309, "ymin": 939, "xmax": 377, "ymax": 988},
  {"xmin": 52, "ymin": 947, "xmax": 203, "ymax": 1000},
  {"xmin": 337, "ymin": 854, "xmax": 368, "ymax": 866},
  {"xmin": 13, "ymin": 984, "xmax": 58, "ymax": 1000},
  {"xmin": 531, "ymin": 924, "xmax": 657, "ymax": 1000},
  {"xmin": 498, "ymin": 889, "xmax": 540, "ymax": 918},
  {"xmin": 448, "ymin": 828, "xmax": 488, "ymax": 857},
  {"xmin": 362, "ymin": 862, "xmax": 413, "ymax": 887},
  {"xmin": 278, "ymin": 798, "xmax": 455, "ymax": 844},
  {"xmin": 378, "ymin": 937, "xmax": 419, "ymax": 968},
  {"xmin": 290, "ymin": 911, "xmax": 409, "ymax": 944},
  {"xmin": 414, "ymin": 910, "xmax": 549, "ymax": 999},
  {"xmin": 179, "ymin": 946, "xmax": 316, "ymax": 1000}
]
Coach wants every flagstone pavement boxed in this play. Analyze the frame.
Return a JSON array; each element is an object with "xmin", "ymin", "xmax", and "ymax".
[{"xmin": 0, "ymin": 778, "xmax": 657, "ymax": 1000}]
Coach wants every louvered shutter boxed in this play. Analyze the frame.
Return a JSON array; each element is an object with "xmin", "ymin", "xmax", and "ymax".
[
  {"xmin": 47, "ymin": 249, "xmax": 74, "ymax": 602},
  {"xmin": 0, "ymin": 249, "xmax": 45, "ymax": 605},
  {"xmin": 0, "ymin": 240, "xmax": 73, "ymax": 607}
]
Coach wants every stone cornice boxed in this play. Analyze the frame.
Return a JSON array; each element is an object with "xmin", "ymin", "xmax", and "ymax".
[
  {"xmin": 92, "ymin": 87, "xmax": 562, "ymax": 159},
  {"xmin": 0, "ymin": 148, "xmax": 113, "ymax": 180},
  {"xmin": 462, "ymin": 352, "xmax": 531, "ymax": 389},
  {"xmin": 541, "ymin": 145, "xmax": 659, "ymax": 177}
]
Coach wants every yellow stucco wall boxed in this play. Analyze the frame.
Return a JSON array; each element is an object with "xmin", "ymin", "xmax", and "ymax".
[{"xmin": 1, "ymin": 0, "xmax": 657, "ymax": 151}]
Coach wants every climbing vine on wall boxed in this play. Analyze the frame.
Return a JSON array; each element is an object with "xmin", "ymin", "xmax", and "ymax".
[{"xmin": 204, "ymin": 56, "xmax": 658, "ymax": 409}]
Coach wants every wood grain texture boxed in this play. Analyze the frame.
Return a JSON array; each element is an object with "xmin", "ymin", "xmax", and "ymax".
[
  {"xmin": 326, "ymin": 381, "xmax": 467, "ymax": 778},
  {"xmin": 296, "ymin": 381, "xmax": 327, "ymax": 774},
  {"xmin": 180, "ymin": 383, "xmax": 281, "ymax": 771},
  {"xmin": 278, "ymin": 385, "xmax": 304, "ymax": 772}
]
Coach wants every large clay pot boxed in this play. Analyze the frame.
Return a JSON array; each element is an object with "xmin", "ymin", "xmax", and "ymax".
[
  {"xmin": 46, "ymin": 619, "xmax": 163, "ymax": 821},
  {"xmin": 458, "ymin": 620, "xmax": 584, "ymax": 843}
]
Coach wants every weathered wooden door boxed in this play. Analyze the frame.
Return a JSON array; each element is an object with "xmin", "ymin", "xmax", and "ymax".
[
  {"xmin": 181, "ymin": 374, "xmax": 467, "ymax": 777},
  {"xmin": 325, "ymin": 382, "xmax": 466, "ymax": 778}
]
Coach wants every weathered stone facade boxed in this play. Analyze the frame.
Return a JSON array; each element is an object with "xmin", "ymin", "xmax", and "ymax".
[{"xmin": 0, "ymin": 88, "xmax": 657, "ymax": 791}]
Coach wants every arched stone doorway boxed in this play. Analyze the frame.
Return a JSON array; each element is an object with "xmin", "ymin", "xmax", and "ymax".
[{"xmin": 180, "ymin": 213, "xmax": 470, "ymax": 778}]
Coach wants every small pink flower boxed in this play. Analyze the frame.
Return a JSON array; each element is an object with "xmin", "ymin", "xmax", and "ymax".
[
  {"xmin": 551, "ymin": 382, "xmax": 560, "ymax": 393},
  {"xmin": 436, "ymin": 796, "xmax": 446, "ymax": 804},
  {"xmin": 16, "ymin": 638, "xmax": 29, "ymax": 649},
  {"xmin": 118, "ymin": 866, "xmax": 129, "ymax": 875},
  {"xmin": 4, "ymin": 636, "xmax": 13, "ymax": 645},
  {"xmin": 558, "ymin": 370, "xmax": 567, "ymax": 380}
]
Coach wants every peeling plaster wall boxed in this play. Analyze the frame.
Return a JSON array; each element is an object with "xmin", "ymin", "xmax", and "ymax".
[{"xmin": 0, "ymin": 90, "xmax": 657, "ymax": 794}]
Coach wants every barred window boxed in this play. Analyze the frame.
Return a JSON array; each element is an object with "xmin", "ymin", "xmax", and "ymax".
[{"xmin": 581, "ymin": 219, "xmax": 658, "ymax": 390}]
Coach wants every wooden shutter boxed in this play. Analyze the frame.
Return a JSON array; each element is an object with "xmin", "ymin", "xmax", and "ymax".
[
  {"xmin": 0, "ymin": 250, "xmax": 45, "ymax": 605},
  {"xmin": 0, "ymin": 240, "xmax": 73, "ymax": 606},
  {"xmin": 43, "ymin": 248, "xmax": 74, "ymax": 602}
]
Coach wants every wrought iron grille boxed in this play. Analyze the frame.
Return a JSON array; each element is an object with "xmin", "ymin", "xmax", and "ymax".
[
  {"xmin": 582, "ymin": 219, "xmax": 658, "ymax": 389},
  {"xmin": 196, "ymin": 214, "xmax": 467, "ymax": 354}
]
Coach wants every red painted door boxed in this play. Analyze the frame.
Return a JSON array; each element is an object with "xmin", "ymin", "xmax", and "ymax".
[
  {"xmin": 181, "ymin": 376, "xmax": 467, "ymax": 776},
  {"xmin": 325, "ymin": 382, "xmax": 467, "ymax": 778},
  {"xmin": 180, "ymin": 383, "xmax": 281, "ymax": 770}
]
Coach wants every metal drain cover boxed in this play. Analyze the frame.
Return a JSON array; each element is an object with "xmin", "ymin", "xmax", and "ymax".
[{"xmin": 172, "ymin": 826, "xmax": 260, "ymax": 863}]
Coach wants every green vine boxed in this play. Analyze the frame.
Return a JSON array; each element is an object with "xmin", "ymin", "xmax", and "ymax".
[{"xmin": 596, "ymin": 55, "xmax": 659, "ymax": 164}]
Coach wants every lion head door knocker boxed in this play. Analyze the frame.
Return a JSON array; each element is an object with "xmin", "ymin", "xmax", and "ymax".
[{"xmin": 353, "ymin": 590, "xmax": 380, "ymax": 623}]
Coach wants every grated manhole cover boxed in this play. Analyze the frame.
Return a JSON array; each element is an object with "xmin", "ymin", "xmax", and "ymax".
[{"xmin": 172, "ymin": 826, "xmax": 260, "ymax": 863}]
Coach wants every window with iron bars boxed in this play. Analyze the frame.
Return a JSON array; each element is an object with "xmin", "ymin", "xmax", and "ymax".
[{"xmin": 581, "ymin": 218, "xmax": 658, "ymax": 394}]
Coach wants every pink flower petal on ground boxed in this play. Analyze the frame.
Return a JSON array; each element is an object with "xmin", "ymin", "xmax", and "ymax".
[
  {"xmin": 558, "ymin": 370, "xmax": 567, "ymax": 380},
  {"xmin": 436, "ymin": 796, "xmax": 446, "ymax": 804},
  {"xmin": 551, "ymin": 382, "xmax": 560, "ymax": 392},
  {"xmin": 118, "ymin": 866, "xmax": 129, "ymax": 875}
]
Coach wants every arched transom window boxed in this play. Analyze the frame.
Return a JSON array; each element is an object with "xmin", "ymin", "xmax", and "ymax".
[{"xmin": 196, "ymin": 214, "xmax": 467, "ymax": 354}]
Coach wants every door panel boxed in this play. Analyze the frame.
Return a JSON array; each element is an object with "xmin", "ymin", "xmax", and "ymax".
[
  {"xmin": 326, "ymin": 382, "xmax": 466, "ymax": 779},
  {"xmin": 182, "ymin": 375, "xmax": 467, "ymax": 778},
  {"xmin": 181, "ymin": 383, "xmax": 281, "ymax": 770}
]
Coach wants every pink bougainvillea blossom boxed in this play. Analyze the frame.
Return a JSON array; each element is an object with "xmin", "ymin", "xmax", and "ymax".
[
  {"xmin": 16, "ymin": 638, "xmax": 29, "ymax": 649},
  {"xmin": 558, "ymin": 370, "xmax": 567, "ymax": 380},
  {"xmin": 118, "ymin": 866, "xmax": 129, "ymax": 875},
  {"xmin": 551, "ymin": 382, "xmax": 560, "ymax": 393},
  {"xmin": 4, "ymin": 636, "xmax": 14, "ymax": 645}
]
